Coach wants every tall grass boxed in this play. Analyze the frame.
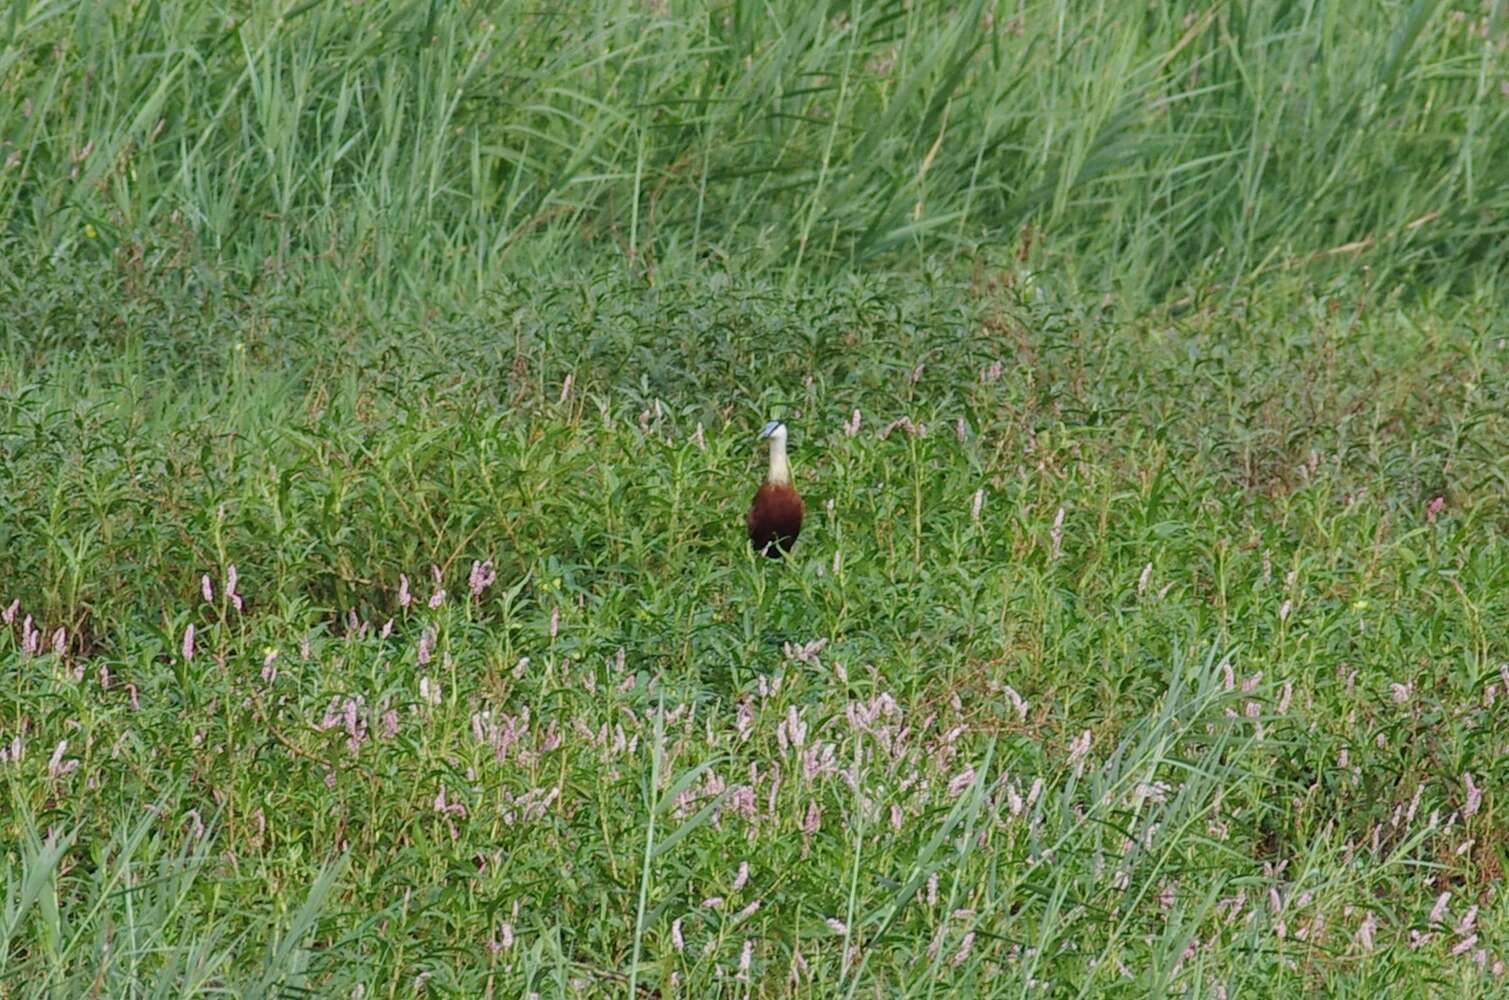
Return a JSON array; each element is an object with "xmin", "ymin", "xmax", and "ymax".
[{"xmin": 2, "ymin": 0, "xmax": 1506, "ymax": 305}]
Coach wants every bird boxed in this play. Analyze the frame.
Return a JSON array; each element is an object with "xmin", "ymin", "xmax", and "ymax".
[{"xmin": 747, "ymin": 419, "xmax": 804, "ymax": 558}]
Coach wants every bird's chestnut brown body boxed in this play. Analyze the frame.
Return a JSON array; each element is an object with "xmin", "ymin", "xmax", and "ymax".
[
  {"xmin": 748, "ymin": 482, "xmax": 804, "ymax": 558},
  {"xmin": 748, "ymin": 419, "xmax": 802, "ymax": 558}
]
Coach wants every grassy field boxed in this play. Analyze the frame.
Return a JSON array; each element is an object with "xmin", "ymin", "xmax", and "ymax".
[{"xmin": 4, "ymin": 0, "xmax": 1509, "ymax": 997}]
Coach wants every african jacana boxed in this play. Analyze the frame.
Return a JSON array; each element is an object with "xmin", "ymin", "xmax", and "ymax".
[{"xmin": 747, "ymin": 420, "xmax": 804, "ymax": 558}]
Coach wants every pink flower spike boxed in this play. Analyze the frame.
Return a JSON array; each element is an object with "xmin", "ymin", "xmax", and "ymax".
[
  {"xmin": 1430, "ymin": 891, "xmax": 1451, "ymax": 925},
  {"xmin": 47, "ymin": 739, "xmax": 68, "ymax": 776},
  {"xmin": 1456, "ymin": 906, "xmax": 1478, "ymax": 934},
  {"xmin": 1, "ymin": 599, "xmax": 17, "ymax": 624},
  {"xmin": 801, "ymin": 799, "xmax": 821, "ymax": 838},
  {"xmin": 52, "ymin": 627, "xmax": 66, "ymax": 657},
  {"xmin": 181, "ymin": 624, "xmax": 195, "ymax": 662},
  {"xmin": 226, "ymin": 564, "xmax": 242, "ymax": 611},
  {"xmin": 737, "ymin": 938, "xmax": 753, "ymax": 981},
  {"xmin": 952, "ymin": 931, "xmax": 975, "ymax": 967},
  {"xmin": 398, "ymin": 574, "xmax": 412, "ymax": 608},
  {"xmin": 1356, "ymin": 910, "xmax": 1377, "ymax": 952},
  {"xmin": 1462, "ymin": 772, "xmax": 1483, "ymax": 819},
  {"xmin": 670, "ymin": 918, "xmax": 684, "ymax": 952},
  {"xmin": 201, "ymin": 574, "xmax": 214, "ymax": 602},
  {"xmin": 1426, "ymin": 496, "xmax": 1445, "ymax": 522},
  {"xmin": 468, "ymin": 560, "xmax": 496, "ymax": 598}
]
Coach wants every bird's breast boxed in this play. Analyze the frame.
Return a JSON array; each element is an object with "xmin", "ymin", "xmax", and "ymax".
[{"xmin": 748, "ymin": 482, "xmax": 804, "ymax": 555}]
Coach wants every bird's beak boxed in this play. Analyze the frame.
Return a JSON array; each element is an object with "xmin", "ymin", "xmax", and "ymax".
[{"xmin": 757, "ymin": 420, "xmax": 780, "ymax": 441}]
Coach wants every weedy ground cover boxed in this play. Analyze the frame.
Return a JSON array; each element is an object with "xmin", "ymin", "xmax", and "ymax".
[
  {"xmin": 1, "ymin": 265, "xmax": 1506, "ymax": 995},
  {"xmin": 3, "ymin": 0, "xmax": 1509, "ymax": 995}
]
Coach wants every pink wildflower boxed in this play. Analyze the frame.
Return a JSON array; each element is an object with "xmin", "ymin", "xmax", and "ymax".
[
  {"xmin": 181, "ymin": 624, "xmax": 195, "ymax": 662},
  {"xmin": 1462, "ymin": 772, "xmax": 1483, "ymax": 818},
  {"xmin": 801, "ymin": 799, "xmax": 821, "ymax": 840},
  {"xmin": 468, "ymin": 560, "xmax": 496, "ymax": 598},
  {"xmin": 737, "ymin": 938, "xmax": 754, "ymax": 981},
  {"xmin": 1457, "ymin": 906, "xmax": 1478, "ymax": 934},
  {"xmin": 48, "ymin": 740, "xmax": 75, "ymax": 777},
  {"xmin": 1356, "ymin": 910, "xmax": 1377, "ymax": 951},
  {"xmin": 952, "ymin": 931, "xmax": 975, "ymax": 967},
  {"xmin": 419, "ymin": 676, "xmax": 441, "ymax": 705}
]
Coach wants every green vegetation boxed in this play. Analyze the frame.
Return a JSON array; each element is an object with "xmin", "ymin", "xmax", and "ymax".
[
  {"xmin": 4, "ymin": 0, "xmax": 1507, "ymax": 304},
  {"xmin": 2, "ymin": 0, "xmax": 1508, "ymax": 996}
]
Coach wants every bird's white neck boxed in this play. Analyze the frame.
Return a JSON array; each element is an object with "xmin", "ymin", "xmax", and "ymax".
[{"xmin": 766, "ymin": 431, "xmax": 791, "ymax": 485}]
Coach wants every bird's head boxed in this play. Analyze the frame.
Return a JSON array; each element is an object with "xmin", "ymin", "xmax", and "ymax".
[{"xmin": 758, "ymin": 419, "xmax": 792, "ymax": 484}]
